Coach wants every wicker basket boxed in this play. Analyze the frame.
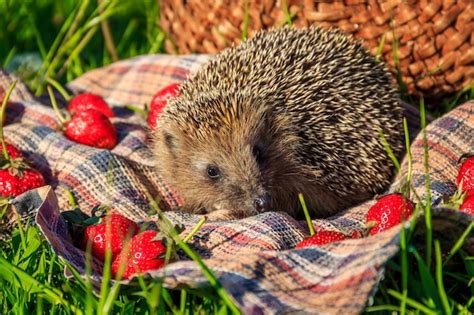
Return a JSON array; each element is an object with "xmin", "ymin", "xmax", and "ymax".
[{"xmin": 159, "ymin": 0, "xmax": 473, "ymax": 97}]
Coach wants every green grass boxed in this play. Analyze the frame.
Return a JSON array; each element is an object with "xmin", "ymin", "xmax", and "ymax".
[
  {"xmin": 366, "ymin": 100, "xmax": 474, "ymax": 314},
  {"xmin": 1, "ymin": 0, "xmax": 165, "ymax": 95},
  {"xmin": 0, "ymin": 223, "xmax": 236, "ymax": 314},
  {"xmin": 1, "ymin": 0, "xmax": 474, "ymax": 314}
]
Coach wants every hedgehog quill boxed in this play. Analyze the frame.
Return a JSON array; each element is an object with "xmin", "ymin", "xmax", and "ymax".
[{"xmin": 152, "ymin": 26, "xmax": 403, "ymax": 220}]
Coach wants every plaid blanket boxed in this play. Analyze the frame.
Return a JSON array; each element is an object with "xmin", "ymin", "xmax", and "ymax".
[{"xmin": 1, "ymin": 55, "xmax": 473, "ymax": 314}]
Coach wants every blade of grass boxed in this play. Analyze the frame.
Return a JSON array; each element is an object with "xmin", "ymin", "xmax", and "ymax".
[
  {"xmin": 0, "ymin": 256, "xmax": 83, "ymax": 314},
  {"xmin": 298, "ymin": 193, "xmax": 315, "ymax": 236},
  {"xmin": 23, "ymin": 5, "xmax": 47, "ymax": 59},
  {"xmin": 42, "ymin": 5, "xmax": 78, "ymax": 65},
  {"xmin": 420, "ymin": 97, "xmax": 432, "ymax": 268},
  {"xmin": 379, "ymin": 130, "xmax": 400, "ymax": 172},
  {"xmin": 36, "ymin": 295, "xmax": 44, "ymax": 315},
  {"xmin": 155, "ymin": 230, "xmax": 179, "ymax": 311},
  {"xmin": 46, "ymin": 77, "xmax": 72, "ymax": 101},
  {"xmin": 34, "ymin": 0, "xmax": 91, "ymax": 95},
  {"xmin": 173, "ymin": 232, "xmax": 240, "ymax": 313},
  {"xmin": 84, "ymin": 237, "xmax": 97, "ymax": 314},
  {"xmin": 409, "ymin": 246, "xmax": 442, "ymax": 310},
  {"xmin": 435, "ymin": 240, "xmax": 452, "ymax": 315},
  {"xmin": 0, "ymin": 203, "xmax": 9, "ymax": 222},
  {"xmin": 375, "ymin": 33, "xmax": 386, "ymax": 62},
  {"xmin": 444, "ymin": 222, "xmax": 474, "ymax": 265},
  {"xmin": 180, "ymin": 290, "xmax": 188, "ymax": 315},
  {"xmin": 144, "ymin": 0, "xmax": 158, "ymax": 46},
  {"xmin": 391, "ymin": 32, "xmax": 408, "ymax": 96},
  {"xmin": 47, "ymin": 85, "xmax": 67, "ymax": 125},
  {"xmin": 62, "ymin": 259, "xmax": 89, "ymax": 293},
  {"xmin": 400, "ymin": 225, "xmax": 408, "ymax": 315},
  {"xmin": 148, "ymin": 31, "xmax": 166, "ymax": 54},
  {"xmin": 0, "ymin": 80, "xmax": 17, "ymax": 160},
  {"xmin": 102, "ymin": 279, "xmax": 122, "ymax": 314},
  {"xmin": 183, "ymin": 217, "xmax": 207, "ymax": 243},
  {"xmin": 281, "ymin": 0, "xmax": 293, "ymax": 26},
  {"xmin": 147, "ymin": 279, "xmax": 164, "ymax": 314},
  {"xmin": 403, "ymin": 118, "xmax": 413, "ymax": 186},
  {"xmin": 97, "ymin": 0, "xmax": 119, "ymax": 62},
  {"xmin": 3, "ymin": 47, "xmax": 16, "ymax": 68},
  {"xmin": 242, "ymin": 0, "xmax": 249, "ymax": 41},
  {"xmin": 143, "ymin": 188, "xmax": 240, "ymax": 314},
  {"xmin": 444, "ymin": 271, "xmax": 471, "ymax": 283},
  {"xmin": 117, "ymin": 19, "xmax": 139, "ymax": 53},
  {"xmin": 31, "ymin": 5, "xmax": 76, "ymax": 89},
  {"xmin": 388, "ymin": 289, "xmax": 437, "ymax": 314},
  {"xmin": 365, "ymin": 305, "xmax": 400, "ymax": 312},
  {"xmin": 57, "ymin": 25, "xmax": 100, "ymax": 77},
  {"xmin": 63, "ymin": 0, "xmax": 91, "ymax": 46},
  {"xmin": 159, "ymin": 285, "xmax": 178, "ymax": 314},
  {"xmin": 16, "ymin": 215, "xmax": 27, "ymax": 252},
  {"xmin": 44, "ymin": 1, "xmax": 113, "ymax": 86}
]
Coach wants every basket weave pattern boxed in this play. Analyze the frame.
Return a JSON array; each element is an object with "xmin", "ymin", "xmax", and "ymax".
[{"xmin": 160, "ymin": 0, "xmax": 473, "ymax": 96}]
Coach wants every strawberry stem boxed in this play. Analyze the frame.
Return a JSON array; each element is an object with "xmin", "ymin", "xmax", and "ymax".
[
  {"xmin": 47, "ymin": 85, "xmax": 67, "ymax": 126},
  {"xmin": 0, "ymin": 80, "xmax": 17, "ymax": 162},
  {"xmin": 182, "ymin": 216, "xmax": 206, "ymax": 243},
  {"xmin": 298, "ymin": 193, "xmax": 315, "ymax": 236},
  {"xmin": 46, "ymin": 77, "xmax": 72, "ymax": 102}
]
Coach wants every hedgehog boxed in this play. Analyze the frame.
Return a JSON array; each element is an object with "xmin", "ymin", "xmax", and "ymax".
[{"xmin": 152, "ymin": 26, "xmax": 403, "ymax": 220}]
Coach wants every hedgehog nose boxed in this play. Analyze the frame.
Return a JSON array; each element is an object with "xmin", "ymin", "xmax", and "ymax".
[{"xmin": 253, "ymin": 192, "xmax": 271, "ymax": 212}]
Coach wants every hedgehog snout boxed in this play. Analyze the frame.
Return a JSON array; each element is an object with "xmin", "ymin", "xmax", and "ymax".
[{"xmin": 253, "ymin": 192, "xmax": 271, "ymax": 212}]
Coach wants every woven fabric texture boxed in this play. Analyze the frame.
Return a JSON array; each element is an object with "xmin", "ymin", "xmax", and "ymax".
[{"xmin": 0, "ymin": 55, "xmax": 473, "ymax": 314}]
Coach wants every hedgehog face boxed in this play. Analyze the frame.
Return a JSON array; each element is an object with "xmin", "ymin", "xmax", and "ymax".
[
  {"xmin": 186, "ymin": 138, "xmax": 272, "ymax": 216},
  {"xmin": 152, "ymin": 95, "xmax": 288, "ymax": 217}
]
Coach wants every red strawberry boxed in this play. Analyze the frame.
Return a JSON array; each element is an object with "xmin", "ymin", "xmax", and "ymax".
[
  {"xmin": 296, "ymin": 230, "xmax": 348, "ymax": 248},
  {"xmin": 148, "ymin": 83, "xmax": 180, "ymax": 130},
  {"xmin": 350, "ymin": 230, "xmax": 363, "ymax": 239},
  {"xmin": 460, "ymin": 194, "xmax": 474, "ymax": 215},
  {"xmin": 366, "ymin": 193, "xmax": 414, "ymax": 235},
  {"xmin": 0, "ymin": 143, "xmax": 23, "ymax": 159},
  {"xmin": 112, "ymin": 230, "xmax": 166, "ymax": 279},
  {"xmin": 68, "ymin": 93, "xmax": 114, "ymax": 118},
  {"xmin": 466, "ymin": 190, "xmax": 474, "ymax": 199},
  {"xmin": 0, "ymin": 167, "xmax": 45, "ymax": 197},
  {"xmin": 456, "ymin": 156, "xmax": 474, "ymax": 192},
  {"xmin": 65, "ymin": 109, "xmax": 117, "ymax": 149},
  {"xmin": 0, "ymin": 83, "xmax": 45, "ymax": 198},
  {"xmin": 82, "ymin": 213, "xmax": 139, "ymax": 262},
  {"xmin": 18, "ymin": 168, "xmax": 46, "ymax": 192}
]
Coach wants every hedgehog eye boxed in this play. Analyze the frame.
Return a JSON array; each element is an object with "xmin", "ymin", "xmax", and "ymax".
[{"xmin": 206, "ymin": 165, "xmax": 221, "ymax": 180}]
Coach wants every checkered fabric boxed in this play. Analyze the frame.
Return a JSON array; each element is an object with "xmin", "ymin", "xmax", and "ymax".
[{"xmin": 0, "ymin": 55, "xmax": 473, "ymax": 314}]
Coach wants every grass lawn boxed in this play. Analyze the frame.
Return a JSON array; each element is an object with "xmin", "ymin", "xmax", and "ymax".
[{"xmin": 1, "ymin": 0, "xmax": 473, "ymax": 314}]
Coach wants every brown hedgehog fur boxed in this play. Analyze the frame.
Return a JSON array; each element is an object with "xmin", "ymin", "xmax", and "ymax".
[{"xmin": 152, "ymin": 26, "xmax": 403, "ymax": 220}]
